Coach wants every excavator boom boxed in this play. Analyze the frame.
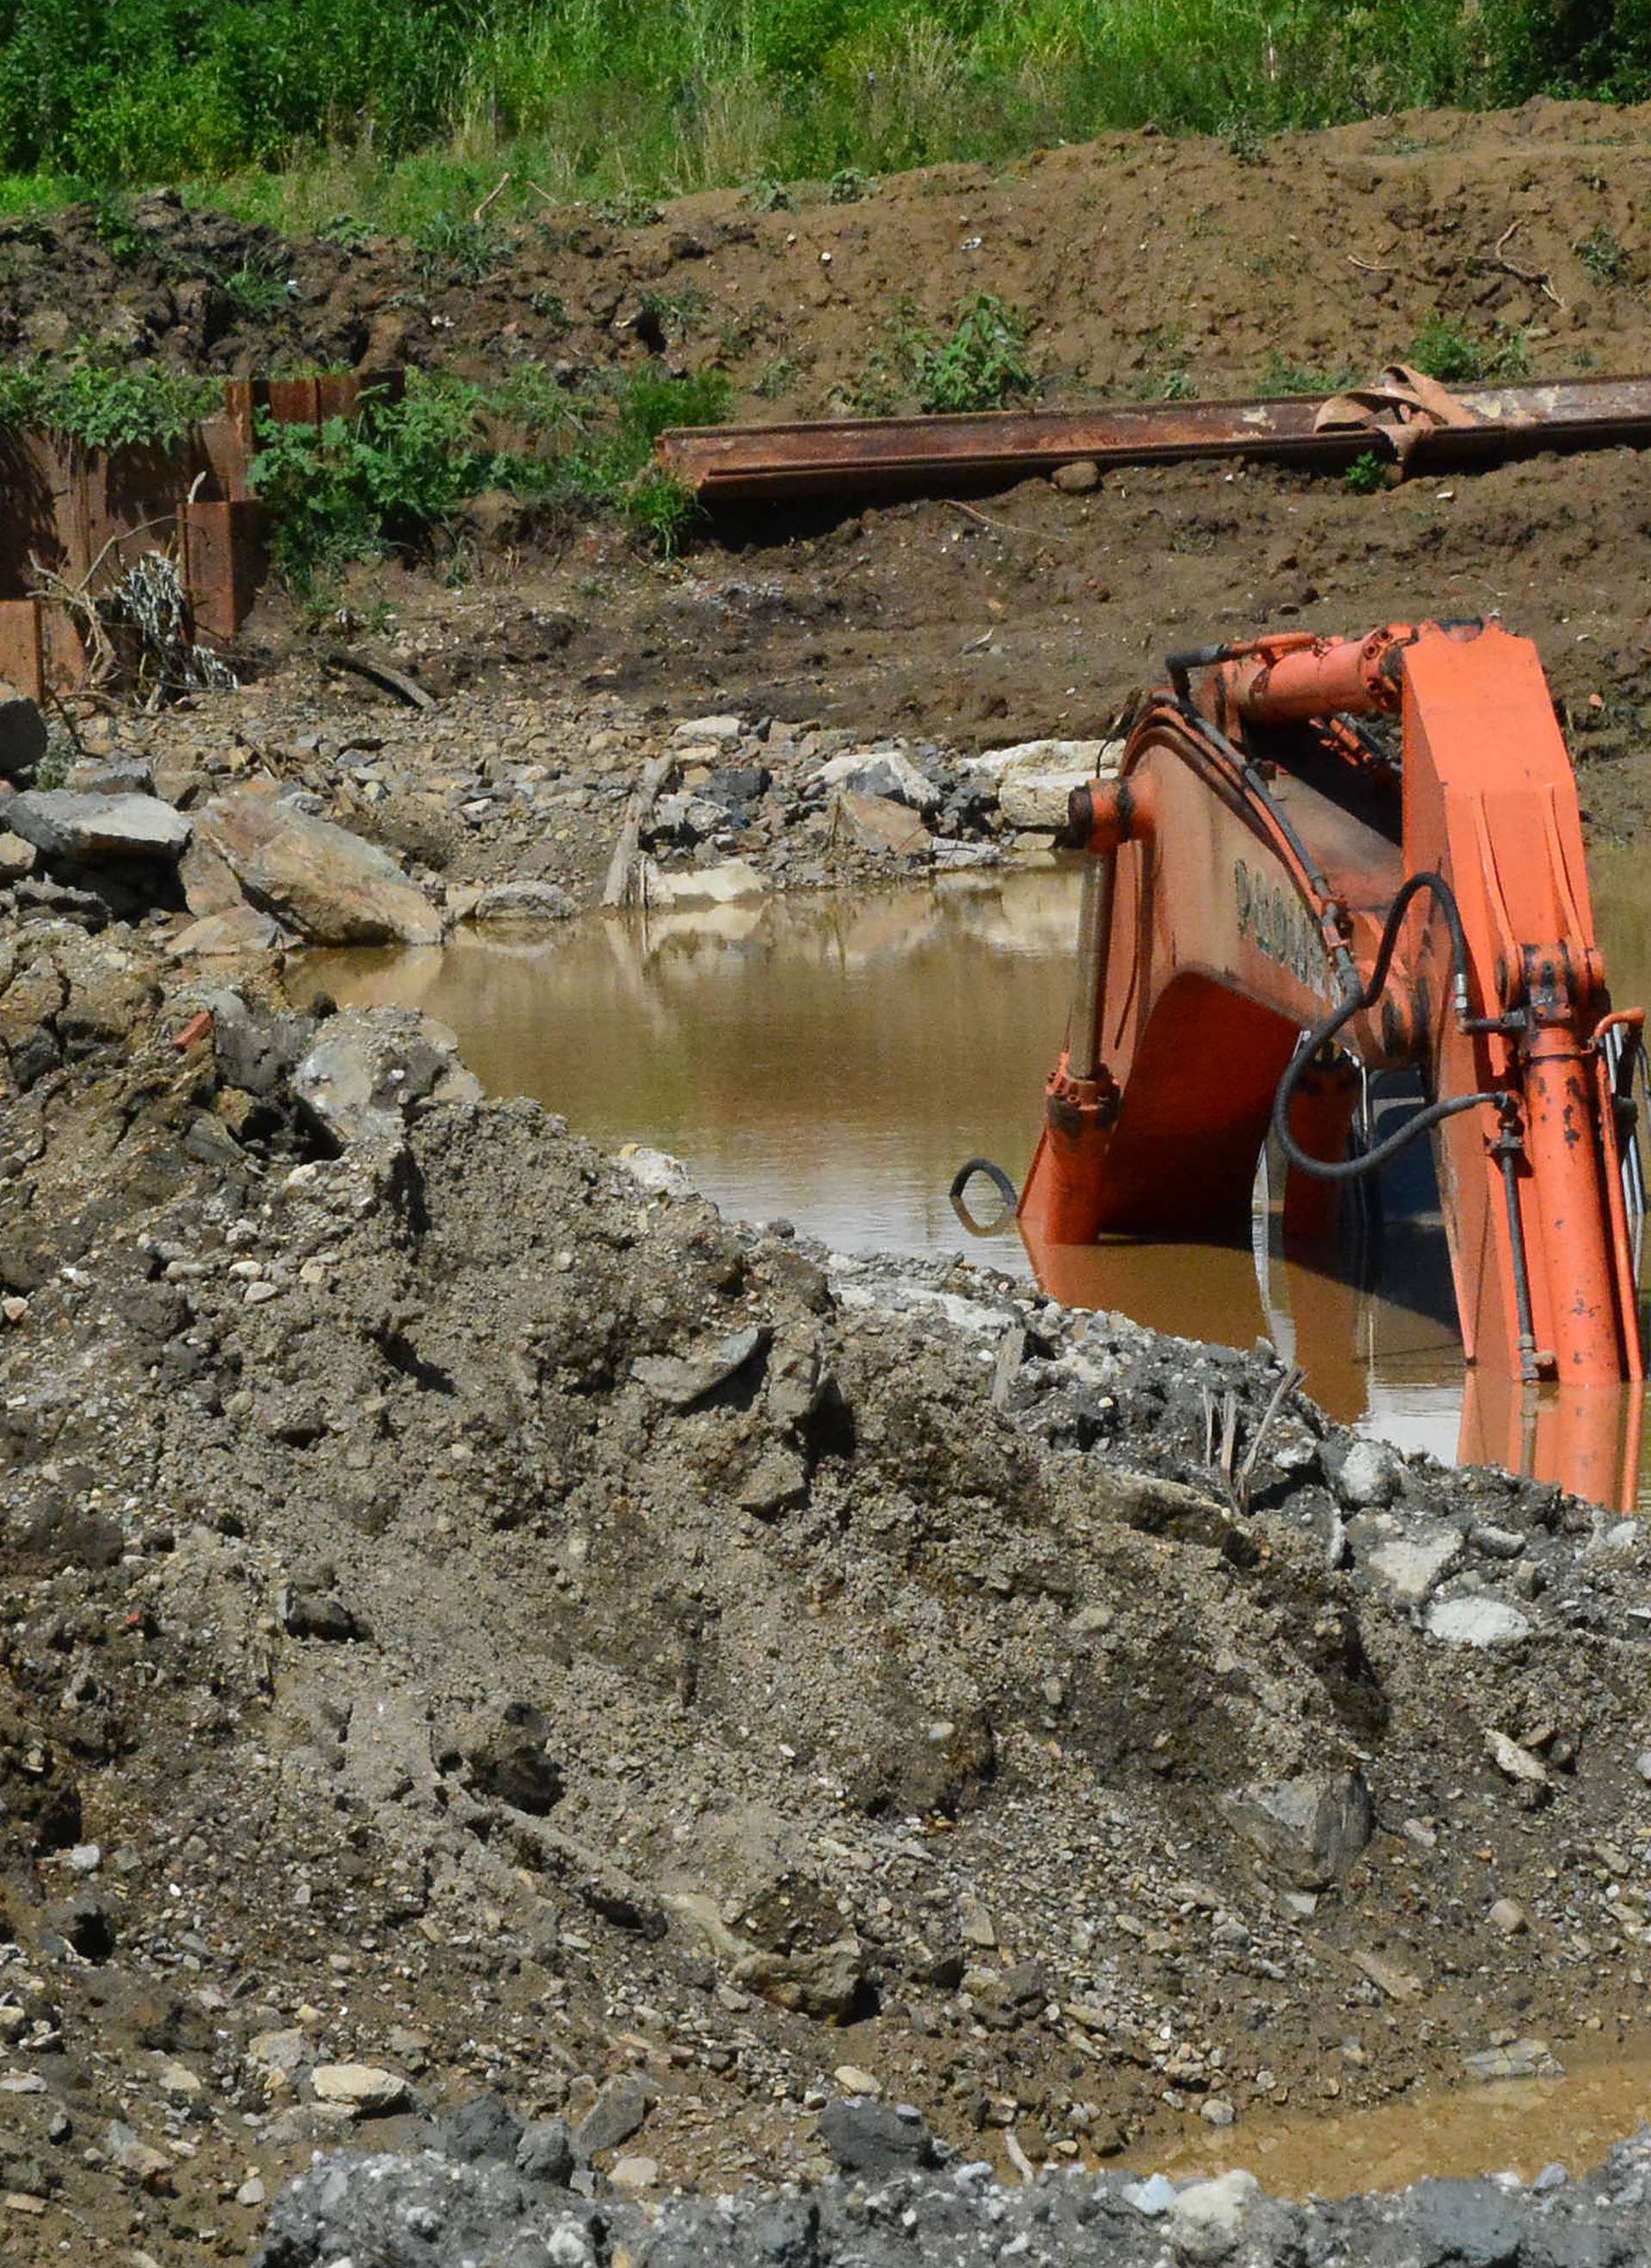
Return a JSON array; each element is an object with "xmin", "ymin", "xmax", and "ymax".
[{"xmin": 1020, "ymin": 621, "xmax": 1645, "ymax": 1407}]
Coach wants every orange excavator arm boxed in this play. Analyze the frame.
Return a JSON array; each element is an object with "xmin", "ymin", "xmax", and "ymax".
[{"xmin": 1019, "ymin": 620, "xmax": 1645, "ymax": 1389}]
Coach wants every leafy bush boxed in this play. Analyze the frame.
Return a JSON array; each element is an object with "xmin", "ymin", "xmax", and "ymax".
[
  {"xmin": 1345, "ymin": 450, "xmax": 1388, "ymax": 493},
  {"xmin": 0, "ymin": 354, "xmax": 219, "ymax": 449},
  {"xmin": 249, "ymin": 362, "xmax": 729, "ymax": 583}
]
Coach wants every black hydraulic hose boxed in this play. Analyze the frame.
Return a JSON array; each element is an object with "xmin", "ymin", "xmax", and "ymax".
[
  {"xmin": 948, "ymin": 1156, "xmax": 1019, "ymax": 1234},
  {"xmin": 1272, "ymin": 870, "xmax": 1508, "ymax": 1182}
]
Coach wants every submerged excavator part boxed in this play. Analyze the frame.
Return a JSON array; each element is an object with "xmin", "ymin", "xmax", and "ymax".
[{"xmin": 1020, "ymin": 620, "xmax": 1646, "ymax": 1394}]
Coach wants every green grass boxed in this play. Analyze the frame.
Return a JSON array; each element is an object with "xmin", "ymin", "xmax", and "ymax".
[{"xmin": 0, "ymin": 3, "xmax": 1646, "ymax": 227}]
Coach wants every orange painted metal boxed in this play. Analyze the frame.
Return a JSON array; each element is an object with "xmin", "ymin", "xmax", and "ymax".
[{"xmin": 1020, "ymin": 620, "xmax": 1645, "ymax": 1395}]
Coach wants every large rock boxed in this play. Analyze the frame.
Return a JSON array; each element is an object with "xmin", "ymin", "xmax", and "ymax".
[
  {"xmin": 816, "ymin": 2098, "xmax": 937, "ymax": 2177},
  {"xmin": 733, "ymin": 1937, "xmax": 870, "ymax": 2021},
  {"xmin": 1226, "ymin": 1768, "xmax": 1374, "ymax": 1889},
  {"xmin": 962, "ymin": 738, "xmax": 1125, "ymax": 831},
  {"xmin": 1425, "ymin": 1595, "xmax": 1532, "ymax": 1648},
  {"xmin": 0, "ymin": 683, "xmax": 46, "ymax": 782},
  {"xmin": 815, "ymin": 746, "xmax": 937, "ymax": 811},
  {"xmin": 292, "ymin": 1008, "xmax": 483, "ymax": 1147},
  {"xmin": 639, "ymin": 856, "xmax": 766, "ymax": 907},
  {"xmin": 834, "ymin": 789, "xmax": 932, "ymax": 858},
  {"xmin": 195, "ymin": 789, "xmax": 444, "ymax": 945},
  {"xmin": 4, "ymin": 789, "xmax": 191, "ymax": 861}
]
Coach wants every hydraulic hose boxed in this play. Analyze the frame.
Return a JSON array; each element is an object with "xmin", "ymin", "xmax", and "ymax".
[
  {"xmin": 948, "ymin": 1156, "xmax": 1019, "ymax": 1233},
  {"xmin": 1271, "ymin": 870, "xmax": 1508, "ymax": 1182}
]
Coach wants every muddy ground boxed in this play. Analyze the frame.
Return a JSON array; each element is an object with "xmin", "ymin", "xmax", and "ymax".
[{"xmin": 4, "ymin": 98, "xmax": 1651, "ymax": 2265}]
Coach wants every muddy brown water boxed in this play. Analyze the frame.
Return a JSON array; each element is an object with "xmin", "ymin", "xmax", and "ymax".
[
  {"xmin": 298, "ymin": 849, "xmax": 1651, "ymax": 1510},
  {"xmin": 300, "ymin": 859, "xmax": 1651, "ymax": 2189}
]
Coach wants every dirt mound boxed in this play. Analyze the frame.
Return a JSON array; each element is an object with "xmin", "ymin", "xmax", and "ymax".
[
  {"xmin": 3, "ymin": 928, "xmax": 1651, "ymax": 2258},
  {"xmin": 10, "ymin": 101, "xmax": 1651, "ymax": 406}
]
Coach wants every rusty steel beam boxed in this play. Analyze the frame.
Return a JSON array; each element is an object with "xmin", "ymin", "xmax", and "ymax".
[{"xmin": 657, "ymin": 375, "xmax": 1651, "ymax": 505}]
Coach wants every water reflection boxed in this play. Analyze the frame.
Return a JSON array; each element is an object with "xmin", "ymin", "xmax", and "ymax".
[{"xmin": 294, "ymin": 851, "xmax": 1651, "ymax": 1504}]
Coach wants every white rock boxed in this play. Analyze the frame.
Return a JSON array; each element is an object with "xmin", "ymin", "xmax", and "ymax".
[
  {"xmin": 1170, "ymin": 2171, "xmax": 1261, "ymax": 2259},
  {"xmin": 672, "ymin": 714, "xmax": 744, "ymax": 742},
  {"xmin": 814, "ymin": 747, "xmax": 937, "ymax": 812},
  {"xmin": 1366, "ymin": 1525, "xmax": 1463, "ymax": 1603},
  {"xmin": 641, "ymin": 856, "xmax": 766, "ymax": 906},
  {"xmin": 310, "ymin": 2063, "xmax": 409, "ymax": 2115},
  {"xmin": 1426, "ymin": 1596, "xmax": 1531, "ymax": 1647},
  {"xmin": 615, "ymin": 1143, "xmax": 694, "ymax": 1198}
]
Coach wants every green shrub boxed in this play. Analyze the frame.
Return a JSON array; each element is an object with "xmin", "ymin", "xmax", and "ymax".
[
  {"xmin": 1345, "ymin": 450, "xmax": 1388, "ymax": 493},
  {"xmin": 249, "ymin": 362, "xmax": 729, "ymax": 582},
  {"xmin": 0, "ymin": 354, "xmax": 219, "ymax": 449}
]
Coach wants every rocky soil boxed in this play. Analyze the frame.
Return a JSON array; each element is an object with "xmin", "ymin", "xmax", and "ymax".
[
  {"xmin": 5, "ymin": 95, "xmax": 1651, "ymax": 2267},
  {"xmin": 256, "ymin": 2125, "xmax": 1651, "ymax": 2268},
  {"xmin": 0, "ymin": 923, "xmax": 1649, "ymax": 2261}
]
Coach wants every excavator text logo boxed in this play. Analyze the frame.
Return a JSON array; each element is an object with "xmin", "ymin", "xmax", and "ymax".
[{"xmin": 1235, "ymin": 859, "xmax": 1332, "ymax": 1000}]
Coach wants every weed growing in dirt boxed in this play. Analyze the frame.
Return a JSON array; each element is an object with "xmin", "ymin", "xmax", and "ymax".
[
  {"xmin": 1575, "ymin": 224, "xmax": 1628, "ymax": 284},
  {"xmin": 317, "ymin": 211, "xmax": 373, "ymax": 249},
  {"xmin": 1345, "ymin": 451, "xmax": 1389, "ymax": 493},
  {"xmin": 1261, "ymin": 352, "xmax": 1356, "ymax": 396},
  {"xmin": 592, "ymin": 193, "xmax": 660, "ymax": 228},
  {"xmin": 639, "ymin": 285, "xmax": 709, "ymax": 340},
  {"xmin": 224, "ymin": 248, "xmax": 292, "ymax": 319},
  {"xmin": 0, "ymin": 354, "xmax": 219, "ymax": 450},
  {"xmin": 414, "ymin": 211, "xmax": 503, "ymax": 287},
  {"xmin": 745, "ymin": 178, "xmax": 794, "ymax": 214},
  {"xmin": 899, "ymin": 294, "xmax": 1035, "ymax": 414},
  {"xmin": 1158, "ymin": 367, "xmax": 1199, "ymax": 401},
  {"xmin": 1410, "ymin": 314, "xmax": 1531, "ymax": 384},
  {"xmin": 827, "ymin": 167, "xmax": 872, "ymax": 203}
]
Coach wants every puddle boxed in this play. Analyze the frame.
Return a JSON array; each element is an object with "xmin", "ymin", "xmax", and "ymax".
[
  {"xmin": 295, "ymin": 849, "xmax": 1651, "ymax": 1503},
  {"xmin": 1120, "ymin": 2035, "xmax": 1651, "ymax": 2198}
]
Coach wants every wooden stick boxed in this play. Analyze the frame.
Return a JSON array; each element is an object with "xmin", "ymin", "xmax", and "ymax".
[
  {"xmin": 471, "ymin": 172, "xmax": 512, "ymax": 225},
  {"xmin": 602, "ymin": 751, "xmax": 677, "ymax": 910}
]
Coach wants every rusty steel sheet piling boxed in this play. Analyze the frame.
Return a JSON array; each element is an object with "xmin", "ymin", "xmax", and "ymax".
[{"xmin": 656, "ymin": 375, "xmax": 1651, "ymax": 506}]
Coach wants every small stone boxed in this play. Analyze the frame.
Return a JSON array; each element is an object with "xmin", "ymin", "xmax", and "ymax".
[
  {"xmin": 1330, "ymin": 1437, "xmax": 1402, "ymax": 1510},
  {"xmin": 106, "ymin": 2122, "xmax": 173, "ymax": 2190},
  {"xmin": 960, "ymin": 1894, "xmax": 997, "ymax": 1948},
  {"xmin": 248, "ymin": 2027, "xmax": 307, "ymax": 2075},
  {"xmin": 516, "ymin": 2117, "xmax": 577, "ymax": 2186},
  {"xmin": 1484, "ymin": 1729, "xmax": 1549, "ymax": 1787},
  {"xmin": 441, "ymin": 2093, "xmax": 524, "ymax": 2163},
  {"xmin": 1199, "ymin": 2097, "xmax": 1236, "ymax": 2127},
  {"xmin": 818, "ymin": 2098, "xmax": 936, "ymax": 2177},
  {"xmin": 155, "ymin": 2060, "xmax": 201, "ymax": 2098},
  {"xmin": 310, "ymin": 2063, "xmax": 409, "ymax": 2116},
  {"xmin": 1051, "ymin": 458, "xmax": 1101, "ymax": 493},
  {"xmin": 236, "ymin": 2177, "xmax": 267, "ymax": 2208},
  {"xmin": 472, "ymin": 880, "xmax": 576, "ymax": 925},
  {"xmin": 575, "ymin": 2075, "xmax": 652, "ymax": 2157},
  {"xmin": 832, "ymin": 2065, "xmax": 879, "ymax": 2097},
  {"xmin": 65, "ymin": 1843, "xmax": 101, "ymax": 1874},
  {"xmin": 608, "ymin": 2155, "xmax": 658, "ymax": 2189},
  {"xmin": 1488, "ymin": 1897, "xmax": 1530, "ymax": 1936}
]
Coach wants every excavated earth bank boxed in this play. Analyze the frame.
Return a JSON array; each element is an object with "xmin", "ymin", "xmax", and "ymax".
[{"xmin": 0, "ymin": 928, "xmax": 1649, "ymax": 2259}]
